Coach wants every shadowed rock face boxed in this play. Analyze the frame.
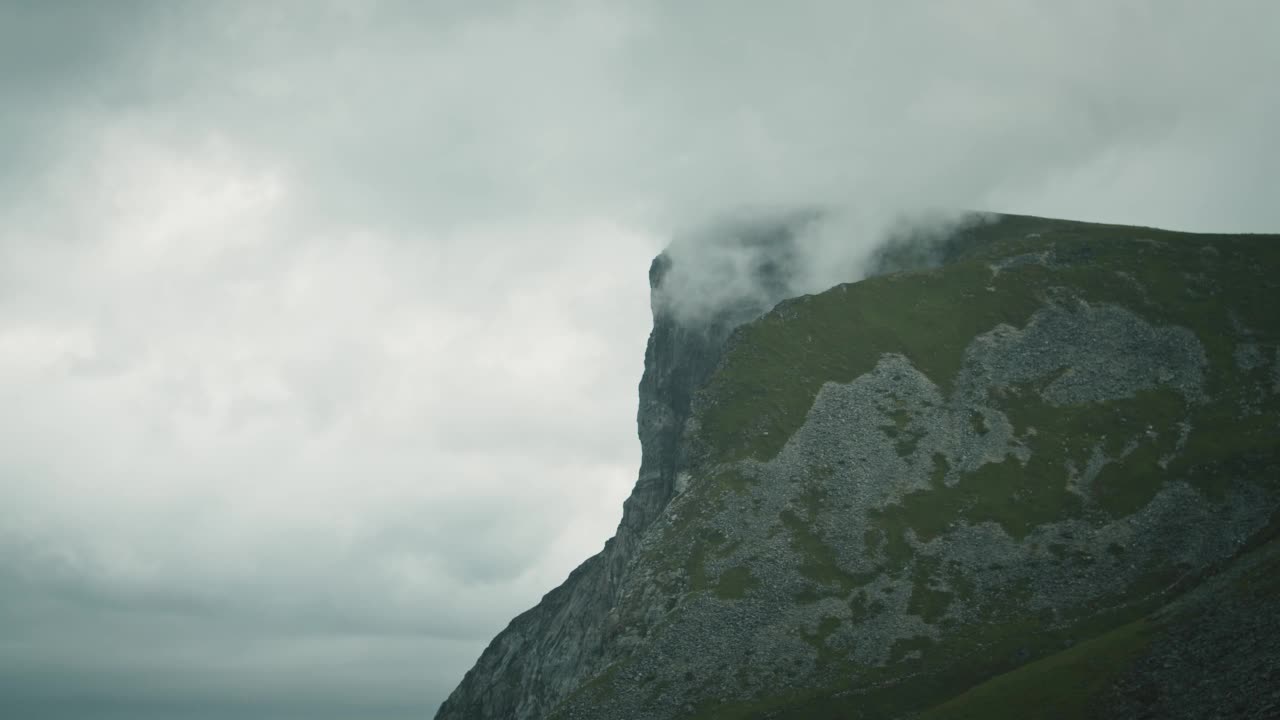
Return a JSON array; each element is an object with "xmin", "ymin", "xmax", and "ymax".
[
  {"xmin": 438, "ymin": 214, "xmax": 1280, "ymax": 720},
  {"xmin": 434, "ymin": 215, "xmax": 812, "ymax": 720}
]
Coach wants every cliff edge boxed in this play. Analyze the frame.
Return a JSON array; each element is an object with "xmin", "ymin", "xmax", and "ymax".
[{"xmin": 438, "ymin": 213, "xmax": 1280, "ymax": 719}]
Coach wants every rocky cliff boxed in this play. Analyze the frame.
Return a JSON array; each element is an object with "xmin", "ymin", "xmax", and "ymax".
[
  {"xmin": 434, "ymin": 213, "xmax": 816, "ymax": 720},
  {"xmin": 436, "ymin": 213, "xmax": 1280, "ymax": 720}
]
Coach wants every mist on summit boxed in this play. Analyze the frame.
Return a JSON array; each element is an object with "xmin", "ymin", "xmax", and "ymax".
[{"xmin": 655, "ymin": 209, "xmax": 996, "ymax": 325}]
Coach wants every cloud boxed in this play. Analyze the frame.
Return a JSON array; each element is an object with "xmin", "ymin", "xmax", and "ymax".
[
  {"xmin": 0, "ymin": 109, "xmax": 653, "ymax": 715},
  {"xmin": 2, "ymin": 2, "xmax": 1279, "ymax": 717}
]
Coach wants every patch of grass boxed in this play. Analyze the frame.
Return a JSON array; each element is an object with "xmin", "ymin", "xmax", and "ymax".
[
  {"xmin": 700, "ymin": 260, "xmax": 1045, "ymax": 463},
  {"xmin": 1092, "ymin": 440, "xmax": 1169, "ymax": 517},
  {"xmin": 717, "ymin": 469, "xmax": 757, "ymax": 495},
  {"xmin": 552, "ymin": 661, "xmax": 623, "ymax": 714},
  {"xmin": 917, "ymin": 618, "xmax": 1153, "ymax": 720},
  {"xmin": 865, "ymin": 510, "xmax": 921, "ymax": 575},
  {"xmin": 889, "ymin": 635, "xmax": 936, "ymax": 663},
  {"xmin": 801, "ymin": 616, "xmax": 843, "ymax": 665},
  {"xmin": 949, "ymin": 454, "xmax": 1079, "ymax": 539},
  {"xmin": 1233, "ymin": 530, "xmax": 1280, "ymax": 599},
  {"xmin": 779, "ymin": 509, "xmax": 865, "ymax": 593},
  {"xmin": 775, "ymin": 480, "xmax": 873, "ymax": 596},
  {"xmin": 714, "ymin": 566, "xmax": 759, "ymax": 599},
  {"xmin": 1175, "ymin": 402, "xmax": 1280, "ymax": 500},
  {"xmin": 999, "ymin": 385, "xmax": 1186, "ymax": 521},
  {"xmin": 713, "ymin": 538, "xmax": 743, "ymax": 559},
  {"xmin": 698, "ymin": 217, "xmax": 1280, "ymax": 472},
  {"xmin": 881, "ymin": 404, "xmax": 926, "ymax": 457},
  {"xmin": 730, "ymin": 603, "xmax": 1157, "ymax": 720},
  {"xmin": 794, "ymin": 586, "xmax": 824, "ymax": 604},
  {"xmin": 929, "ymin": 453, "xmax": 950, "ymax": 489},
  {"xmin": 908, "ymin": 555, "xmax": 954, "ymax": 623},
  {"xmin": 848, "ymin": 590, "xmax": 874, "ymax": 623},
  {"xmin": 869, "ymin": 385, "xmax": 1188, "ymax": 549},
  {"xmin": 969, "ymin": 409, "xmax": 989, "ymax": 435},
  {"xmin": 685, "ymin": 527, "xmax": 727, "ymax": 592}
]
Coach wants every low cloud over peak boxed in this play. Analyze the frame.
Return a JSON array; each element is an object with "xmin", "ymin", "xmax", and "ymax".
[{"xmin": 3, "ymin": 2, "xmax": 1280, "ymax": 717}]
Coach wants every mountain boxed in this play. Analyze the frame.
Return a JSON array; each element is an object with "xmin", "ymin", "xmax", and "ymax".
[{"xmin": 435, "ymin": 213, "xmax": 1280, "ymax": 720}]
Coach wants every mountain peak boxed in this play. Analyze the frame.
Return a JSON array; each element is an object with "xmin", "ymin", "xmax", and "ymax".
[{"xmin": 438, "ymin": 214, "xmax": 1280, "ymax": 720}]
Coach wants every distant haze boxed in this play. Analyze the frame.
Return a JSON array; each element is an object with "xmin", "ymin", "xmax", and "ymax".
[{"xmin": 2, "ymin": 2, "xmax": 1279, "ymax": 718}]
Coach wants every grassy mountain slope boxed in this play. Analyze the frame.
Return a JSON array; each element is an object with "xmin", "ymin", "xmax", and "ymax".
[
  {"xmin": 545, "ymin": 215, "xmax": 1279, "ymax": 720},
  {"xmin": 700, "ymin": 214, "xmax": 1279, "ymax": 469},
  {"xmin": 921, "ymin": 525, "xmax": 1280, "ymax": 720}
]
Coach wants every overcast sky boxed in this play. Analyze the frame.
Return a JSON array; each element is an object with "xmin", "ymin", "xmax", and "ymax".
[{"xmin": 2, "ymin": 2, "xmax": 1279, "ymax": 718}]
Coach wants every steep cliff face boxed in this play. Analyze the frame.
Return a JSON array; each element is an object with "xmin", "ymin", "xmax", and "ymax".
[
  {"xmin": 439, "ymin": 214, "xmax": 1280, "ymax": 720},
  {"xmin": 434, "ymin": 215, "xmax": 814, "ymax": 720}
]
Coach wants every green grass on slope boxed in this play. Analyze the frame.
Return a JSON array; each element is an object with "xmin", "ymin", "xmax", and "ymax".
[
  {"xmin": 699, "ymin": 260, "xmax": 1040, "ymax": 464},
  {"xmin": 699, "ymin": 219, "xmax": 1280, "ymax": 465},
  {"xmin": 917, "ymin": 619, "xmax": 1153, "ymax": 720},
  {"xmin": 676, "ymin": 528, "xmax": 1280, "ymax": 720},
  {"xmin": 920, "ymin": 528, "xmax": 1280, "ymax": 720},
  {"xmin": 669, "ymin": 218, "xmax": 1280, "ymax": 720}
]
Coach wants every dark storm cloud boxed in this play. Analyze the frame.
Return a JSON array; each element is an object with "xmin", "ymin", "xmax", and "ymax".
[{"xmin": 2, "ymin": 2, "xmax": 1280, "ymax": 718}]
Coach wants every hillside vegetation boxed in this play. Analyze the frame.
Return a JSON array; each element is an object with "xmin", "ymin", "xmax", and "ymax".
[
  {"xmin": 439, "ymin": 214, "xmax": 1280, "ymax": 720},
  {"xmin": 551, "ymin": 215, "xmax": 1280, "ymax": 719}
]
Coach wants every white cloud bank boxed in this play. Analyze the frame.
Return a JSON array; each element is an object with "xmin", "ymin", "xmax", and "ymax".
[{"xmin": 1, "ymin": 1, "xmax": 1279, "ymax": 717}]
